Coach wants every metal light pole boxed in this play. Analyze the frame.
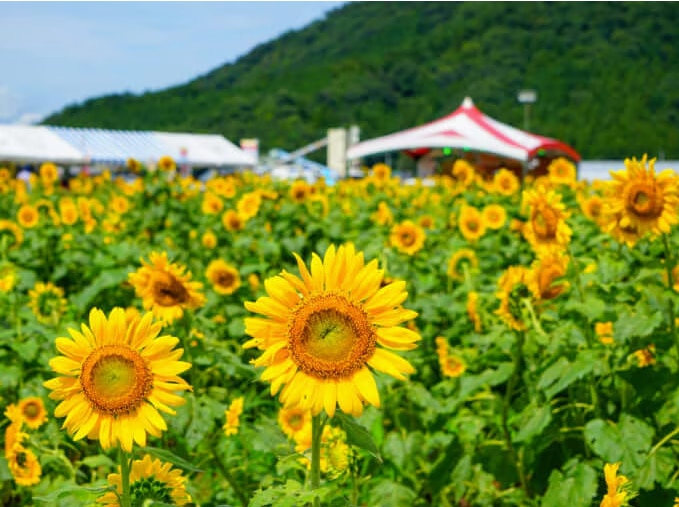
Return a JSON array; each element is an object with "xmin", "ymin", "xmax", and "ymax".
[{"xmin": 517, "ymin": 89, "xmax": 537, "ymax": 131}]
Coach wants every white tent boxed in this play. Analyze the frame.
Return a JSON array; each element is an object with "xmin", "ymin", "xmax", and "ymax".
[
  {"xmin": 347, "ymin": 97, "xmax": 580, "ymax": 165},
  {"xmin": 0, "ymin": 125, "xmax": 86, "ymax": 165},
  {"xmin": 153, "ymin": 132, "xmax": 256, "ymax": 167}
]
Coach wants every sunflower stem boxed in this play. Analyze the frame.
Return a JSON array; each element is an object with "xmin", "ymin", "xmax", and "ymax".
[
  {"xmin": 211, "ymin": 445, "xmax": 249, "ymax": 507},
  {"xmin": 311, "ymin": 413, "xmax": 323, "ymax": 507},
  {"xmin": 662, "ymin": 235, "xmax": 677, "ymax": 343},
  {"xmin": 119, "ymin": 448, "xmax": 132, "ymax": 507}
]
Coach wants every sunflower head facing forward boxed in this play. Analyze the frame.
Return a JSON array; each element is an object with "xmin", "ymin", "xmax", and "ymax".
[
  {"xmin": 244, "ymin": 244, "xmax": 421, "ymax": 418},
  {"xmin": 43, "ymin": 307, "xmax": 192, "ymax": 452}
]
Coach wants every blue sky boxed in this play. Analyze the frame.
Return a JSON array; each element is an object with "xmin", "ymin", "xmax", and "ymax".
[{"xmin": 0, "ymin": 1, "xmax": 347, "ymax": 124}]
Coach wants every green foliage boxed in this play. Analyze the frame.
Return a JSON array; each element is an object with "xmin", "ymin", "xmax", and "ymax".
[{"xmin": 42, "ymin": 2, "xmax": 679, "ymax": 159}]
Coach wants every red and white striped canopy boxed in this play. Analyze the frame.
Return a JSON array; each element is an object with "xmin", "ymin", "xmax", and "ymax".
[{"xmin": 346, "ymin": 97, "xmax": 580, "ymax": 163}]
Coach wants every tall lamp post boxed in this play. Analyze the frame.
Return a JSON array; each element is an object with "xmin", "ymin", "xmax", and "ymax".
[{"xmin": 517, "ymin": 89, "xmax": 537, "ymax": 131}]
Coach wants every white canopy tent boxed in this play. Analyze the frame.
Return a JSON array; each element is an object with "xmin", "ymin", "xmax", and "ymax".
[
  {"xmin": 0, "ymin": 125, "xmax": 86, "ymax": 165},
  {"xmin": 153, "ymin": 132, "xmax": 255, "ymax": 167}
]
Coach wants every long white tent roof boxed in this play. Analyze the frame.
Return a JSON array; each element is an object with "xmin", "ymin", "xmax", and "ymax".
[{"xmin": 0, "ymin": 125, "xmax": 255, "ymax": 167}]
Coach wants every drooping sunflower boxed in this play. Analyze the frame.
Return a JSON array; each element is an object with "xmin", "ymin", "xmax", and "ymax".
[
  {"xmin": 493, "ymin": 168, "xmax": 520, "ymax": 196},
  {"xmin": 97, "ymin": 454, "xmax": 192, "ymax": 506},
  {"xmin": 390, "ymin": 220, "xmax": 426, "ymax": 255},
  {"xmin": 602, "ymin": 155, "xmax": 679, "ymax": 242},
  {"xmin": 0, "ymin": 219, "xmax": 23, "ymax": 249},
  {"xmin": 28, "ymin": 281, "xmax": 68, "ymax": 325},
  {"xmin": 7, "ymin": 443, "xmax": 42, "ymax": 486},
  {"xmin": 446, "ymin": 248, "xmax": 478, "ymax": 281},
  {"xmin": 547, "ymin": 157, "xmax": 577, "ymax": 186},
  {"xmin": 244, "ymin": 244, "xmax": 420, "ymax": 417},
  {"xmin": 18, "ymin": 397, "xmax": 48, "ymax": 429},
  {"xmin": 128, "ymin": 251, "xmax": 206, "ymax": 323},
  {"xmin": 495, "ymin": 265, "xmax": 533, "ymax": 331},
  {"xmin": 157, "ymin": 155, "xmax": 177, "ymax": 172},
  {"xmin": 206, "ymin": 259, "xmax": 241, "ymax": 295},
  {"xmin": 434, "ymin": 337, "xmax": 466, "ymax": 378},
  {"xmin": 458, "ymin": 205, "xmax": 486, "ymax": 242},
  {"xmin": 528, "ymin": 251, "xmax": 570, "ymax": 302},
  {"xmin": 223, "ymin": 397, "xmax": 244, "ymax": 436},
  {"xmin": 482, "ymin": 203, "xmax": 507, "ymax": 230},
  {"xmin": 466, "ymin": 291, "xmax": 482, "ymax": 332},
  {"xmin": 43, "ymin": 307, "xmax": 191, "ymax": 452},
  {"xmin": 17, "ymin": 203, "xmax": 40, "ymax": 228},
  {"xmin": 222, "ymin": 209, "xmax": 245, "ymax": 232},
  {"xmin": 522, "ymin": 189, "xmax": 572, "ymax": 254}
]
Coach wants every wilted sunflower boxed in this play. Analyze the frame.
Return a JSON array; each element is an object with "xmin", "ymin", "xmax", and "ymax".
[
  {"xmin": 157, "ymin": 155, "xmax": 176, "ymax": 172},
  {"xmin": 482, "ymin": 203, "xmax": 507, "ymax": 230},
  {"xmin": 522, "ymin": 189, "xmax": 572, "ymax": 254},
  {"xmin": 129, "ymin": 251, "xmax": 206, "ymax": 323},
  {"xmin": 493, "ymin": 168, "xmax": 520, "ymax": 196},
  {"xmin": 206, "ymin": 259, "xmax": 241, "ymax": 295},
  {"xmin": 97, "ymin": 454, "xmax": 192, "ymax": 506},
  {"xmin": 603, "ymin": 155, "xmax": 679, "ymax": 241},
  {"xmin": 17, "ymin": 203, "xmax": 39, "ymax": 228},
  {"xmin": 458, "ymin": 205, "xmax": 486, "ymax": 242},
  {"xmin": 390, "ymin": 220, "xmax": 426, "ymax": 255},
  {"xmin": 222, "ymin": 209, "xmax": 245, "ymax": 232},
  {"xmin": 244, "ymin": 244, "xmax": 420, "ymax": 417},
  {"xmin": 18, "ymin": 397, "xmax": 48, "ymax": 430},
  {"xmin": 43, "ymin": 308, "xmax": 191, "ymax": 452},
  {"xmin": 0, "ymin": 219, "xmax": 23, "ymax": 249},
  {"xmin": 447, "ymin": 248, "xmax": 478, "ymax": 281},
  {"xmin": 7, "ymin": 443, "xmax": 41, "ymax": 486},
  {"xmin": 28, "ymin": 281, "xmax": 68, "ymax": 325}
]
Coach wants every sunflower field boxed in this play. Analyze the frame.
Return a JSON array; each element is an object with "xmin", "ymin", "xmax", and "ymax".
[{"xmin": 1, "ymin": 156, "xmax": 679, "ymax": 507}]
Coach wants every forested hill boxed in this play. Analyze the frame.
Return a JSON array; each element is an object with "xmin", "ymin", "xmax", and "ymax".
[{"xmin": 43, "ymin": 2, "xmax": 679, "ymax": 159}]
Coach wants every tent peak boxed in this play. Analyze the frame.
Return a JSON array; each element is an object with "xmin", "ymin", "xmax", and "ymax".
[{"xmin": 461, "ymin": 97, "xmax": 474, "ymax": 108}]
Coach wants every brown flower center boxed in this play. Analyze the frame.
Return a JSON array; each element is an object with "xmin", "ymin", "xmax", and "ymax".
[
  {"xmin": 627, "ymin": 182, "xmax": 661, "ymax": 218},
  {"xmin": 531, "ymin": 205, "xmax": 559, "ymax": 240},
  {"xmin": 151, "ymin": 272, "xmax": 189, "ymax": 307},
  {"xmin": 80, "ymin": 345, "xmax": 152, "ymax": 415},
  {"xmin": 288, "ymin": 293, "xmax": 375, "ymax": 379}
]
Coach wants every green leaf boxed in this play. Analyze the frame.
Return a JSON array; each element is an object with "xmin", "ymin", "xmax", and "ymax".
[
  {"xmin": 636, "ymin": 447, "xmax": 674, "ymax": 490},
  {"xmin": 335, "ymin": 412, "xmax": 381, "ymax": 461},
  {"xmin": 70, "ymin": 267, "xmax": 132, "ymax": 310},
  {"xmin": 537, "ymin": 353, "xmax": 594, "ymax": 400},
  {"xmin": 540, "ymin": 461, "xmax": 597, "ymax": 507},
  {"xmin": 513, "ymin": 403, "xmax": 552, "ymax": 443},
  {"xmin": 368, "ymin": 479, "xmax": 417, "ymax": 507},
  {"xmin": 139, "ymin": 446, "xmax": 204, "ymax": 473},
  {"xmin": 615, "ymin": 308, "xmax": 663, "ymax": 342},
  {"xmin": 584, "ymin": 414, "xmax": 655, "ymax": 470}
]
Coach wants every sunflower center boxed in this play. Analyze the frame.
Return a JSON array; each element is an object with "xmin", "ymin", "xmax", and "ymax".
[
  {"xmin": 80, "ymin": 345, "xmax": 152, "ymax": 415},
  {"xmin": 22, "ymin": 402, "xmax": 40, "ymax": 419},
  {"xmin": 400, "ymin": 231, "xmax": 415, "ymax": 246},
  {"xmin": 130, "ymin": 477, "xmax": 174, "ymax": 507},
  {"xmin": 16, "ymin": 451, "xmax": 27, "ymax": 468},
  {"xmin": 287, "ymin": 414, "xmax": 304, "ymax": 431},
  {"xmin": 531, "ymin": 206, "xmax": 558, "ymax": 240},
  {"xmin": 466, "ymin": 219, "xmax": 479, "ymax": 232},
  {"xmin": 627, "ymin": 183, "xmax": 660, "ymax": 217},
  {"xmin": 288, "ymin": 293, "xmax": 376, "ymax": 379},
  {"xmin": 151, "ymin": 272, "xmax": 189, "ymax": 306},
  {"xmin": 216, "ymin": 271, "xmax": 235, "ymax": 288}
]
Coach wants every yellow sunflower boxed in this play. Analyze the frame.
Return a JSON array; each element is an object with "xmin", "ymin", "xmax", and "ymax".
[
  {"xmin": 493, "ymin": 168, "xmax": 520, "ymax": 196},
  {"xmin": 289, "ymin": 180, "xmax": 311, "ymax": 203},
  {"xmin": 547, "ymin": 157, "xmax": 577, "ymax": 186},
  {"xmin": 389, "ymin": 220, "xmax": 426, "ymax": 255},
  {"xmin": 418, "ymin": 214, "xmax": 435, "ymax": 230},
  {"xmin": 39, "ymin": 162, "xmax": 59, "ymax": 186},
  {"xmin": 58, "ymin": 197, "xmax": 79, "ymax": 226},
  {"xmin": 244, "ymin": 244, "xmax": 420, "ymax": 417},
  {"xmin": 446, "ymin": 248, "xmax": 478, "ymax": 281},
  {"xmin": 43, "ymin": 307, "xmax": 191, "ymax": 452},
  {"xmin": 17, "ymin": 203, "xmax": 39, "ymax": 228},
  {"xmin": 528, "ymin": 251, "xmax": 570, "ymax": 301},
  {"xmin": 602, "ymin": 155, "xmax": 679, "ymax": 241},
  {"xmin": 157, "ymin": 155, "xmax": 176, "ymax": 172},
  {"xmin": 0, "ymin": 262, "xmax": 17, "ymax": 293},
  {"xmin": 126, "ymin": 157, "xmax": 142, "ymax": 173},
  {"xmin": 434, "ymin": 337, "xmax": 466, "ymax": 378},
  {"xmin": 28, "ymin": 281, "xmax": 68, "ymax": 325},
  {"xmin": 458, "ymin": 205, "xmax": 486, "ymax": 242},
  {"xmin": 522, "ymin": 189, "xmax": 572, "ymax": 253},
  {"xmin": 595, "ymin": 321, "xmax": 614, "ymax": 345},
  {"xmin": 452, "ymin": 159, "xmax": 476, "ymax": 188},
  {"xmin": 278, "ymin": 406, "xmax": 312, "ymax": 449},
  {"xmin": 495, "ymin": 265, "xmax": 533, "ymax": 331},
  {"xmin": 600, "ymin": 462, "xmax": 636, "ymax": 507},
  {"xmin": 97, "ymin": 454, "xmax": 192, "ymax": 506},
  {"xmin": 580, "ymin": 194, "xmax": 605, "ymax": 225},
  {"xmin": 128, "ymin": 251, "xmax": 206, "ymax": 323},
  {"xmin": 7, "ymin": 443, "xmax": 41, "ymax": 486},
  {"xmin": 201, "ymin": 230, "xmax": 217, "ymax": 249},
  {"xmin": 222, "ymin": 209, "xmax": 245, "ymax": 232},
  {"xmin": 18, "ymin": 397, "xmax": 48, "ymax": 430},
  {"xmin": 481, "ymin": 203, "xmax": 507, "ymax": 230},
  {"xmin": 371, "ymin": 163, "xmax": 392, "ymax": 182},
  {"xmin": 201, "ymin": 192, "xmax": 224, "ymax": 215},
  {"xmin": 110, "ymin": 195, "xmax": 131, "ymax": 215},
  {"xmin": 223, "ymin": 396, "xmax": 244, "ymax": 436},
  {"xmin": 206, "ymin": 259, "xmax": 241, "ymax": 295},
  {"xmin": 371, "ymin": 201, "xmax": 393, "ymax": 226},
  {"xmin": 237, "ymin": 191, "xmax": 262, "ymax": 220},
  {"xmin": 466, "ymin": 291, "xmax": 482, "ymax": 332},
  {"xmin": 0, "ymin": 219, "xmax": 23, "ymax": 248}
]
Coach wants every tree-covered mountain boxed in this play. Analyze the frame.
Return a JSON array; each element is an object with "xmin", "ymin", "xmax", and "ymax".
[{"xmin": 43, "ymin": 1, "xmax": 679, "ymax": 160}]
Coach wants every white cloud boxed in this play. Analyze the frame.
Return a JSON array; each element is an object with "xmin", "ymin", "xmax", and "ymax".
[{"xmin": 14, "ymin": 112, "xmax": 44, "ymax": 125}]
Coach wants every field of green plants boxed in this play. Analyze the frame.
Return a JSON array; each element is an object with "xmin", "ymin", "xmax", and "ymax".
[{"xmin": 1, "ymin": 156, "xmax": 679, "ymax": 507}]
